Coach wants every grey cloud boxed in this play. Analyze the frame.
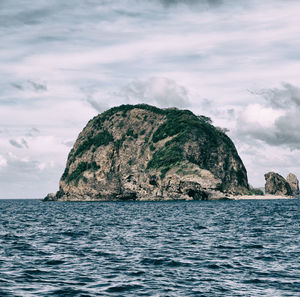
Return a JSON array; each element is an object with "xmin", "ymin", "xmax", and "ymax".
[
  {"xmin": 9, "ymin": 138, "xmax": 29, "ymax": 149},
  {"xmin": 0, "ymin": 2, "xmax": 66, "ymax": 28},
  {"xmin": 227, "ymin": 109, "xmax": 235, "ymax": 117},
  {"xmin": 86, "ymin": 96, "xmax": 107, "ymax": 113},
  {"xmin": 158, "ymin": 0, "xmax": 222, "ymax": 7},
  {"xmin": 27, "ymin": 80, "xmax": 47, "ymax": 91},
  {"xmin": 21, "ymin": 138, "xmax": 29, "ymax": 148},
  {"xmin": 1, "ymin": 0, "xmax": 300, "ymax": 195},
  {"xmin": 0, "ymin": 155, "xmax": 61, "ymax": 198},
  {"xmin": 11, "ymin": 83, "xmax": 23, "ymax": 90},
  {"xmin": 265, "ymin": 114, "xmax": 300, "ymax": 148},
  {"xmin": 26, "ymin": 127, "xmax": 40, "ymax": 137},
  {"xmin": 62, "ymin": 140, "xmax": 75, "ymax": 148},
  {"xmin": 9, "ymin": 139, "xmax": 23, "ymax": 149},
  {"xmin": 119, "ymin": 77, "xmax": 190, "ymax": 108},
  {"xmin": 85, "ymin": 77, "xmax": 190, "ymax": 112},
  {"xmin": 11, "ymin": 80, "xmax": 47, "ymax": 92},
  {"xmin": 237, "ymin": 83, "xmax": 300, "ymax": 149},
  {"xmin": 201, "ymin": 98, "xmax": 213, "ymax": 110},
  {"xmin": 257, "ymin": 83, "xmax": 300, "ymax": 109}
]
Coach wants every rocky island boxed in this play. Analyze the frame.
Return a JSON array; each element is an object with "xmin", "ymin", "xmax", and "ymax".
[
  {"xmin": 45, "ymin": 104, "xmax": 250, "ymax": 201},
  {"xmin": 262, "ymin": 172, "xmax": 299, "ymax": 198},
  {"xmin": 264, "ymin": 172, "xmax": 293, "ymax": 196}
]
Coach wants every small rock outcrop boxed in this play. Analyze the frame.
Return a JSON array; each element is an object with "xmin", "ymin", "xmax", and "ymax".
[
  {"xmin": 286, "ymin": 173, "xmax": 299, "ymax": 194},
  {"xmin": 264, "ymin": 172, "xmax": 293, "ymax": 196},
  {"xmin": 45, "ymin": 104, "xmax": 249, "ymax": 201}
]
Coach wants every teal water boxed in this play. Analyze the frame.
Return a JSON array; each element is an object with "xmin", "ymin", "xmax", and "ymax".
[{"xmin": 0, "ymin": 199, "xmax": 299, "ymax": 296}]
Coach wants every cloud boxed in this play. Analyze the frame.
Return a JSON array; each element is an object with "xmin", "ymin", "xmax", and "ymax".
[
  {"xmin": 1, "ymin": 0, "xmax": 300, "ymax": 195},
  {"xmin": 27, "ymin": 80, "xmax": 47, "ymax": 91},
  {"xmin": 85, "ymin": 96, "xmax": 107, "ymax": 113},
  {"xmin": 11, "ymin": 83, "xmax": 23, "ymax": 90},
  {"xmin": 21, "ymin": 138, "xmax": 29, "ymax": 148},
  {"xmin": 254, "ymin": 83, "xmax": 300, "ymax": 109},
  {"xmin": 0, "ymin": 135, "xmax": 72, "ymax": 198},
  {"xmin": 236, "ymin": 83, "xmax": 300, "ymax": 149},
  {"xmin": 158, "ymin": 0, "xmax": 222, "ymax": 7},
  {"xmin": 11, "ymin": 80, "xmax": 47, "ymax": 92},
  {"xmin": 119, "ymin": 77, "xmax": 190, "ymax": 108},
  {"xmin": 62, "ymin": 139, "xmax": 75, "ymax": 148},
  {"xmin": 85, "ymin": 77, "xmax": 190, "ymax": 112},
  {"xmin": 235, "ymin": 140, "xmax": 300, "ymax": 187},
  {"xmin": 0, "ymin": 155, "xmax": 7, "ymax": 168},
  {"xmin": 0, "ymin": 153, "xmax": 62, "ymax": 198},
  {"xmin": 26, "ymin": 127, "xmax": 40, "ymax": 137},
  {"xmin": 9, "ymin": 139, "xmax": 23, "ymax": 149},
  {"xmin": 9, "ymin": 138, "xmax": 29, "ymax": 149}
]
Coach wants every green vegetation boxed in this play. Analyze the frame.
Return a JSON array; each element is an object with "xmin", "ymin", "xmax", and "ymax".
[
  {"xmin": 69, "ymin": 130, "xmax": 113, "ymax": 163},
  {"xmin": 126, "ymin": 128, "xmax": 138, "ymax": 139},
  {"xmin": 151, "ymin": 108, "xmax": 223, "ymax": 149},
  {"xmin": 118, "ymin": 121, "xmax": 124, "ymax": 128},
  {"xmin": 197, "ymin": 115, "xmax": 212, "ymax": 124},
  {"xmin": 71, "ymin": 105, "xmax": 226, "ymax": 170},
  {"xmin": 63, "ymin": 161, "xmax": 100, "ymax": 185},
  {"xmin": 128, "ymin": 159, "xmax": 134, "ymax": 166},
  {"xmin": 115, "ymin": 135, "xmax": 126, "ymax": 153},
  {"xmin": 249, "ymin": 187, "xmax": 264, "ymax": 195},
  {"xmin": 149, "ymin": 143, "xmax": 156, "ymax": 151},
  {"xmin": 93, "ymin": 104, "xmax": 165, "ymax": 129},
  {"xmin": 176, "ymin": 164, "xmax": 201, "ymax": 176},
  {"xmin": 67, "ymin": 104, "xmax": 241, "ymax": 187},
  {"xmin": 152, "ymin": 109, "xmax": 196, "ymax": 143},
  {"xmin": 61, "ymin": 167, "xmax": 69, "ymax": 180},
  {"xmin": 146, "ymin": 107, "xmax": 230, "ymax": 178},
  {"xmin": 147, "ymin": 141, "xmax": 183, "ymax": 178}
]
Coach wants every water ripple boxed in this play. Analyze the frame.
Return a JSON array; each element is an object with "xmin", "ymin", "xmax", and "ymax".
[{"xmin": 0, "ymin": 199, "xmax": 299, "ymax": 296}]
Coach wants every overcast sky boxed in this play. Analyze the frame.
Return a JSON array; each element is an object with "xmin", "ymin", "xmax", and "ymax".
[{"xmin": 1, "ymin": 0, "xmax": 300, "ymax": 198}]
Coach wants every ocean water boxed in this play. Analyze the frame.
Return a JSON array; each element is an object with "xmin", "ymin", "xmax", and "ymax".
[{"xmin": 0, "ymin": 199, "xmax": 299, "ymax": 296}]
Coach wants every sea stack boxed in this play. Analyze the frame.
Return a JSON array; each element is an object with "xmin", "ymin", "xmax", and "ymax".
[
  {"xmin": 45, "ymin": 104, "xmax": 249, "ymax": 201},
  {"xmin": 264, "ymin": 172, "xmax": 293, "ymax": 196},
  {"xmin": 286, "ymin": 173, "xmax": 299, "ymax": 194}
]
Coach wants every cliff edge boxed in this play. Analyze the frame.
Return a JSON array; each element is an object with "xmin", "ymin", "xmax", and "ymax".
[{"xmin": 45, "ymin": 104, "xmax": 249, "ymax": 201}]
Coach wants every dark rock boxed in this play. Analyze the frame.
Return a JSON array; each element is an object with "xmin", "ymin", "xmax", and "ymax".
[
  {"xmin": 43, "ymin": 193, "xmax": 57, "ymax": 201},
  {"xmin": 45, "ymin": 104, "xmax": 249, "ymax": 201},
  {"xmin": 264, "ymin": 172, "xmax": 293, "ymax": 196},
  {"xmin": 286, "ymin": 173, "xmax": 299, "ymax": 194}
]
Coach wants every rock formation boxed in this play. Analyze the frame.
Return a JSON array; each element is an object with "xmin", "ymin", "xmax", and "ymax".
[
  {"xmin": 264, "ymin": 172, "xmax": 293, "ymax": 196},
  {"xmin": 286, "ymin": 173, "xmax": 299, "ymax": 194},
  {"xmin": 45, "ymin": 104, "xmax": 249, "ymax": 201}
]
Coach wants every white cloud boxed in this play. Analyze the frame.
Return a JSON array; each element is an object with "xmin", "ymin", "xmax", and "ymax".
[
  {"xmin": 244, "ymin": 104, "xmax": 279, "ymax": 127},
  {"xmin": 119, "ymin": 77, "xmax": 190, "ymax": 108},
  {"xmin": 236, "ymin": 83, "xmax": 300, "ymax": 149},
  {"xmin": 84, "ymin": 77, "xmax": 190, "ymax": 112},
  {"xmin": 0, "ymin": 155, "xmax": 7, "ymax": 168},
  {"xmin": 1, "ymin": 0, "xmax": 300, "ymax": 196}
]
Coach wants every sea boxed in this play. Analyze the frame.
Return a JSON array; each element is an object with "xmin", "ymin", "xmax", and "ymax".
[{"xmin": 0, "ymin": 199, "xmax": 299, "ymax": 297}]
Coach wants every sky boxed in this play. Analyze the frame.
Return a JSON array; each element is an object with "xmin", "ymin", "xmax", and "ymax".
[{"xmin": 1, "ymin": 0, "xmax": 300, "ymax": 198}]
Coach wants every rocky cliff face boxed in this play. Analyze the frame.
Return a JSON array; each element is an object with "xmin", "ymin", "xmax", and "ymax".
[
  {"xmin": 264, "ymin": 172, "xmax": 293, "ymax": 196},
  {"xmin": 286, "ymin": 173, "xmax": 299, "ymax": 194},
  {"xmin": 45, "ymin": 104, "xmax": 249, "ymax": 201}
]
